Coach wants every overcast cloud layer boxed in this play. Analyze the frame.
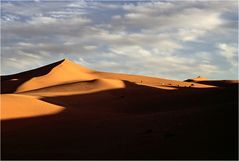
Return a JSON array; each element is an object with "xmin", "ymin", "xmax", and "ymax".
[{"xmin": 1, "ymin": 0, "xmax": 238, "ymax": 80}]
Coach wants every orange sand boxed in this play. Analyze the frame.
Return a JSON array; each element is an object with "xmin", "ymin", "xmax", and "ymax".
[{"xmin": 1, "ymin": 94, "xmax": 64, "ymax": 120}]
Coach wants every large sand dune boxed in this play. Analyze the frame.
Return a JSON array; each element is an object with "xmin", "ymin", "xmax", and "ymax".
[
  {"xmin": 15, "ymin": 59, "xmax": 97, "ymax": 92},
  {"xmin": 1, "ymin": 59, "xmax": 238, "ymax": 160}
]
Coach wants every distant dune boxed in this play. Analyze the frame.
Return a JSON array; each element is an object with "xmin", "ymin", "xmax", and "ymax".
[
  {"xmin": 185, "ymin": 76, "xmax": 239, "ymax": 87},
  {"xmin": 1, "ymin": 59, "xmax": 238, "ymax": 160}
]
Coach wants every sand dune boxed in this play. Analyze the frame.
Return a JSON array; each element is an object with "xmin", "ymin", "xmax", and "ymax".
[
  {"xmin": 94, "ymin": 71, "xmax": 214, "ymax": 88},
  {"xmin": 16, "ymin": 59, "xmax": 97, "ymax": 92},
  {"xmin": 1, "ymin": 94, "xmax": 64, "ymax": 120},
  {"xmin": 191, "ymin": 76, "xmax": 208, "ymax": 81},
  {"xmin": 185, "ymin": 76, "xmax": 238, "ymax": 87},
  {"xmin": 19, "ymin": 78, "xmax": 125, "ymax": 97},
  {"xmin": 1, "ymin": 59, "xmax": 238, "ymax": 160},
  {"xmin": 1, "ymin": 59, "xmax": 214, "ymax": 94}
]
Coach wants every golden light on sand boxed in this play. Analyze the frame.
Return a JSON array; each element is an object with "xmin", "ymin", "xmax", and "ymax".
[{"xmin": 1, "ymin": 94, "xmax": 65, "ymax": 120}]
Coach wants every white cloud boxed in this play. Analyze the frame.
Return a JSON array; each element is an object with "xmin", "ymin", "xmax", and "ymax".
[
  {"xmin": 84, "ymin": 45, "xmax": 98, "ymax": 50},
  {"xmin": 177, "ymin": 28, "xmax": 206, "ymax": 41},
  {"xmin": 110, "ymin": 45, "xmax": 152, "ymax": 57},
  {"xmin": 120, "ymin": 2, "xmax": 222, "ymax": 32},
  {"xmin": 217, "ymin": 43, "xmax": 237, "ymax": 59},
  {"xmin": 112, "ymin": 15, "xmax": 121, "ymax": 20},
  {"xmin": 217, "ymin": 43, "xmax": 238, "ymax": 66},
  {"xmin": 29, "ymin": 16, "xmax": 57, "ymax": 25},
  {"xmin": 1, "ymin": 1, "xmax": 238, "ymax": 80},
  {"xmin": 1, "ymin": 53, "xmax": 44, "ymax": 74}
]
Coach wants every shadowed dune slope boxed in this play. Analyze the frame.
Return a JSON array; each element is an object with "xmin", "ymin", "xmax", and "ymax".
[
  {"xmin": 1, "ymin": 81, "xmax": 238, "ymax": 160},
  {"xmin": 185, "ymin": 78, "xmax": 239, "ymax": 87},
  {"xmin": 193, "ymin": 80, "xmax": 239, "ymax": 87}
]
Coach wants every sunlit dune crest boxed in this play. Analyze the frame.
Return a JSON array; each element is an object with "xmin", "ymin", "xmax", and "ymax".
[
  {"xmin": 192, "ymin": 76, "xmax": 208, "ymax": 81},
  {"xmin": 16, "ymin": 59, "xmax": 97, "ymax": 92}
]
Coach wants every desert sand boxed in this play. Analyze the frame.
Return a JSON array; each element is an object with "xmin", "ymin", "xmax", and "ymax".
[
  {"xmin": 1, "ymin": 94, "xmax": 64, "ymax": 120},
  {"xmin": 1, "ymin": 59, "xmax": 238, "ymax": 160}
]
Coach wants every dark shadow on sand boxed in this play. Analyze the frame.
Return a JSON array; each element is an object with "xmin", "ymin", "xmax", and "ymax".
[{"xmin": 1, "ymin": 81, "xmax": 238, "ymax": 160}]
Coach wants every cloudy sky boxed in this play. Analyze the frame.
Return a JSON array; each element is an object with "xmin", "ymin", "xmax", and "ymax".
[{"xmin": 1, "ymin": 0, "xmax": 238, "ymax": 80}]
